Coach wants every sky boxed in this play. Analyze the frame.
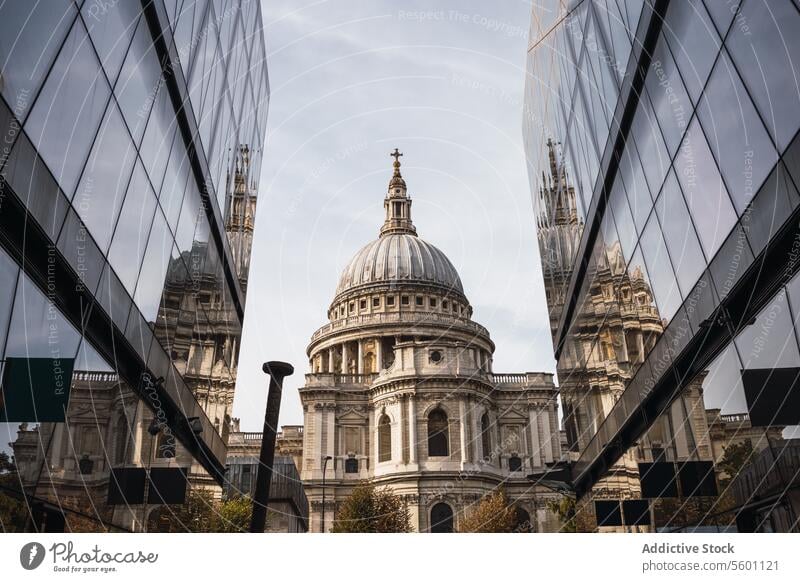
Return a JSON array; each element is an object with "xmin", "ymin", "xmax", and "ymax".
[{"xmin": 232, "ymin": 0, "xmax": 556, "ymax": 430}]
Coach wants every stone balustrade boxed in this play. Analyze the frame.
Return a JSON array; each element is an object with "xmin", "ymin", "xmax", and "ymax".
[{"xmin": 310, "ymin": 311, "xmax": 489, "ymax": 342}]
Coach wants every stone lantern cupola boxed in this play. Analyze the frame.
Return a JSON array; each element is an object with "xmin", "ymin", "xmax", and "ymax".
[{"xmin": 380, "ymin": 148, "xmax": 417, "ymax": 237}]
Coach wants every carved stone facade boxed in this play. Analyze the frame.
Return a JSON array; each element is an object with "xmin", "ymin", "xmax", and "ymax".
[{"xmin": 300, "ymin": 152, "xmax": 562, "ymax": 532}]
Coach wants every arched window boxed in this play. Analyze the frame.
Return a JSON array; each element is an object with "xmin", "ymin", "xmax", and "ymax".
[
  {"xmin": 508, "ymin": 454, "xmax": 522, "ymax": 472},
  {"xmin": 430, "ymin": 503, "xmax": 454, "ymax": 533},
  {"xmin": 427, "ymin": 409, "xmax": 449, "ymax": 457},
  {"xmin": 378, "ymin": 415, "xmax": 391, "ymax": 462},
  {"xmin": 480, "ymin": 413, "xmax": 491, "ymax": 459}
]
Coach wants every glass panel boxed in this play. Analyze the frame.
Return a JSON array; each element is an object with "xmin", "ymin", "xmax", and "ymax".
[
  {"xmin": 1, "ymin": 133, "xmax": 70, "ymax": 240},
  {"xmin": 0, "ymin": 247, "xmax": 20, "ymax": 354},
  {"xmin": 132, "ymin": 209, "xmax": 174, "ymax": 324},
  {"xmin": 654, "ymin": 170, "xmax": 707, "ymax": 296},
  {"xmin": 173, "ymin": 0, "xmax": 209, "ymax": 78},
  {"xmin": 609, "ymin": 179, "xmax": 637, "ymax": 260},
  {"xmin": 744, "ymin": 162, "xmax": 800, "ymax": 255},
  {"xmin": 95, "ymin": 263, "xmax": 132, "ymax": 331},
  {"xmin": 114, "ymin": 19, "xmax": 162, "ymax": 143},
  {"xmin": 24, "ymin": 20, "xmax": 111, "ymax": 198},
  {"xmin": 619, "ymin": 145, "xmax": 652, "ymax": 233},
  {"xmin": 727, "ymin": 0, "xmax": 800, "ymax": 151},
  {"xmin": 81, "ymin": 0, "xmax": 140, "ymax": 84},
  {"xmin": 0, "ymin": 2, "xmax": 76, "ymax": 121},
  {"xmin": 632, "ymin": 95, "xmax": 670, "ymax": 196},
  {"xmin": 673, "ymin": 117, "xmax": 737, "ymax": 259},
  {"xmin": 593, "ymin": 0, "xmax": 632, "ymax": 84},
  {"xmin": 640, "ymin": 215, "xmax": 681, "ymax": 323},
  {"xmin": 735, "ymin": 288, "xmax": 800, "ymax": 370},
  {"xmin": 72, "ymin": 102, "xmax": 137, "ymax": 251},
  {"xmin": 56, "ymin": 207, "xmax": 105, "ymax": 293},
  {"xmin": 703, "ymin": 0, "xmax": 741, "ymax": 37},
  {"xmin": 663, "ymin": 0, "xmax": 721, "ymax": 104},
  {"xmin": 646, "ymin": 37, "xmax": 692, "ymax": 157},
  {"xmin": 3, "ymin": 272, "xmax": 81, "ymax": 359},
  {"xmin": 159, "ymin": 137, "xmax": 192, "ymax": 229},
  {"xmin": 698, "ymin": 52, "xmax": 777, "ymax": 214},
  {"xmin": 139, "ymin": 86, "xmax": 177, "ymax": 194},
  {"xmin": 108, "ymin": 163, "xmax": 158, "ymax": 293}
]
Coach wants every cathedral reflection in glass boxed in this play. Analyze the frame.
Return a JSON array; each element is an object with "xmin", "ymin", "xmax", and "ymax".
[
  {"xmin": 526, "ymin": 0, "xmax": 800, "ymax": 532},
  {"xmin": 0, "ymin": 1, "xmax": 267, "ymax": 531}
]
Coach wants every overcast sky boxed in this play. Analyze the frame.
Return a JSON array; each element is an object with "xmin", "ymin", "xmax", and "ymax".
[{"xmin": 232, "ymin": 0, "xmax": 554, "ymax": 430}]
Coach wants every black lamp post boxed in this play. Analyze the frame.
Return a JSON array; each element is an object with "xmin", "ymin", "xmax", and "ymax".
[
  {"xmin": 320, "ymin": 455, "xmax": 332, "ymax": 532},
  {"xmin": 249, "ymin": 361, "xmax": 294, "ymax": 533}
]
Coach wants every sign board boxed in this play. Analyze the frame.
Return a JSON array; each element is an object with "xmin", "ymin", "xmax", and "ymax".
[{"xmin": 0, "ymin": 357, "xmax": 74, "ymax": 422}]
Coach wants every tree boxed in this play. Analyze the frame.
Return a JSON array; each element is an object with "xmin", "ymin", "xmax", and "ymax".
[
  {"xmin": 215, "ymin": 495, "xmax": 252, "ymax": 532},
  {"xmin": 0, "ymin": 450, "xmax": 27, "ymax": 532},
  {"xmin": 331, "ymin": 483, "xmax": 411, "ymax": 533},
  {"xmin": 717, "ymin": 440, "xmax": 755, "ymax": 484},
  {"xmin": 148, "ymin": 490, "xmax": 253, "ymax": 532},
  {"xmin": 547, "ymin": 496, "xmax": 578, "ymax": 532},
  {"xmin": 0, "ymin": 451, "xmax": 15, "ymax": 473},
  {"xmin": 458, "ymin": 489, "xmax": 519, "ymax": 533}
]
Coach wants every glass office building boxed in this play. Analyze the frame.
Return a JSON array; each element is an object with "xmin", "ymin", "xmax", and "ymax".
[
  {"xmin": 0, "ymin": 0, "xmax": 268, "ymax": 531},
  {"xmin": 525, "ymin": 0, "xmax": 800, "ymax": 531}
]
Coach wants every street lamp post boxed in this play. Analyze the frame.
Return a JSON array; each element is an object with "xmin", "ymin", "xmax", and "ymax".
[
  {"xmin": 249, "ymin": 361, "xmax": 294, "ymax": 533},
  {"xmin": 320, "ymin": 455, "xmax": 332, "ymax": 532}
]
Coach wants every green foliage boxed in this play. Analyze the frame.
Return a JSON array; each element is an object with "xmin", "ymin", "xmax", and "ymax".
[
  {"xmin": 149, "ymin": 490, "xmax": 253, "ymax": 532},
  {"xmin": 331, "ymin": 482, "xmax": 411, "ymax": 533},
  {"xmin": 0, "ymin": 451, "xmax": 27, "ymax": 532},
  {"xmin": 718, "ymin": 440, "xmax": 755, "ymax": 484},
  {"xmin": 215, "ymin": 494, "xmax": 253, "ymax": 532},
  {"xmin": 458, "ymin": 489, "xmax": 519, "ymax": 533},
  {"xmin": 547, "ymin": 496, "xmax": 578, "ymax": 532}
]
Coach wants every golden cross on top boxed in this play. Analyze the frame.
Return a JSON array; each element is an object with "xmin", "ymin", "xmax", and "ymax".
[{"xmin": 390, "ymin": 148, "xmax": 403, "ymax": 163}]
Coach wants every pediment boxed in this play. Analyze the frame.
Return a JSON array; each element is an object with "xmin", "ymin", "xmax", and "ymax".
[
  {"xmin": 498, "ymin": 407, "xmax": 528, "ymax": 421},
  {"xmin": 337, "ymin": 407, "xmax": 367, "ymax": 422}
]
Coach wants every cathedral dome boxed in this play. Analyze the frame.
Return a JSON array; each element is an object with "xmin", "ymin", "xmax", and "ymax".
[{"xmin": 335, "ymin": 233, "xmax": 464, "ymax": 297}]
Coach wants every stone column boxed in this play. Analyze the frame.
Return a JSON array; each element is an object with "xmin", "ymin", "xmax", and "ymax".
[
  {"xmin": 636, "ymin": 332, "xmax": 645, "ymax": 363},
  {"xmin": 521, "ymin": 411, "xmax": 530, "ymax": 463},
  {"xmin": 314, "ymin": 405, "xmax": 324, "ymax": 471},
  {"xmin": 530, "ymin": 406, "xmax": 542, "ymax": 467},
  {"xmin": 341, "ymin": 343, "xmax": 349, "ymax": 374},
  {"xmin": 376, "ymin": 338, "xmax": 383, "ymax": 371},
  {"xmin": 328, "ymin": 347, "xmax": 335, "ymax": 373},
  {"xmin": 326, "ymin": 404, "xmax": 336, "ymax": 475},
  {"xmin": 492, "ymin": 409, "xmax": 501, "ymax": 466},
  {"xmin": 50, "ymin": 423, "xmax": 64, "ymax": 468},
  {"xmin": 473, "ymin": 405, "xmax": 482, "ymax": 463},
  {"xmin": 541, "ymin": 405, "xmax": 554, "ymax": 464},
  {"xmin": 369, "ymin": 406, "xmax": 376, "ymax": 469},
  {"xmin": 459, "ymin": 399, "xmax": 468, "ymax": 465},
  {"xmin": 132, "ymin": 401, "xmax": 145, "ymax": 462},
  {"xmin": 357, "ymin": 340, "xmax": 364, "ymax": 374},
  {"xmin": 408, "ymin": 396, "xmax": 418, "ymax": 464}
]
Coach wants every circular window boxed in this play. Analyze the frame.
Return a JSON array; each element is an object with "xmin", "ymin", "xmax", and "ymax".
[{"xmin": 430, "ymin": 350, "xmax": 442, "ymax": 363}]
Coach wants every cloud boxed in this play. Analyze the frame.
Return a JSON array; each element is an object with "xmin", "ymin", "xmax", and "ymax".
[{"xmin": 236, "ymin": 0, "xmax": 554, "ymax": 428}]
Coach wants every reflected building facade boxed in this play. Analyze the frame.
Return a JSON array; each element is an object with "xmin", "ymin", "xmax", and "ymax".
[
  {"xmin": 525, "ymin": 0, "xmax": 800, "ymax": 531},
  {"xmin": 0, "ymin": 0, "xmax": 268, "ymax": 531}
]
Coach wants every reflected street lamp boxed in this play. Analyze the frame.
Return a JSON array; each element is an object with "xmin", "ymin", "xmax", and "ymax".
[{"xmin": 321, "ymin": 455, "xmax": 333, "ymax": 532}]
